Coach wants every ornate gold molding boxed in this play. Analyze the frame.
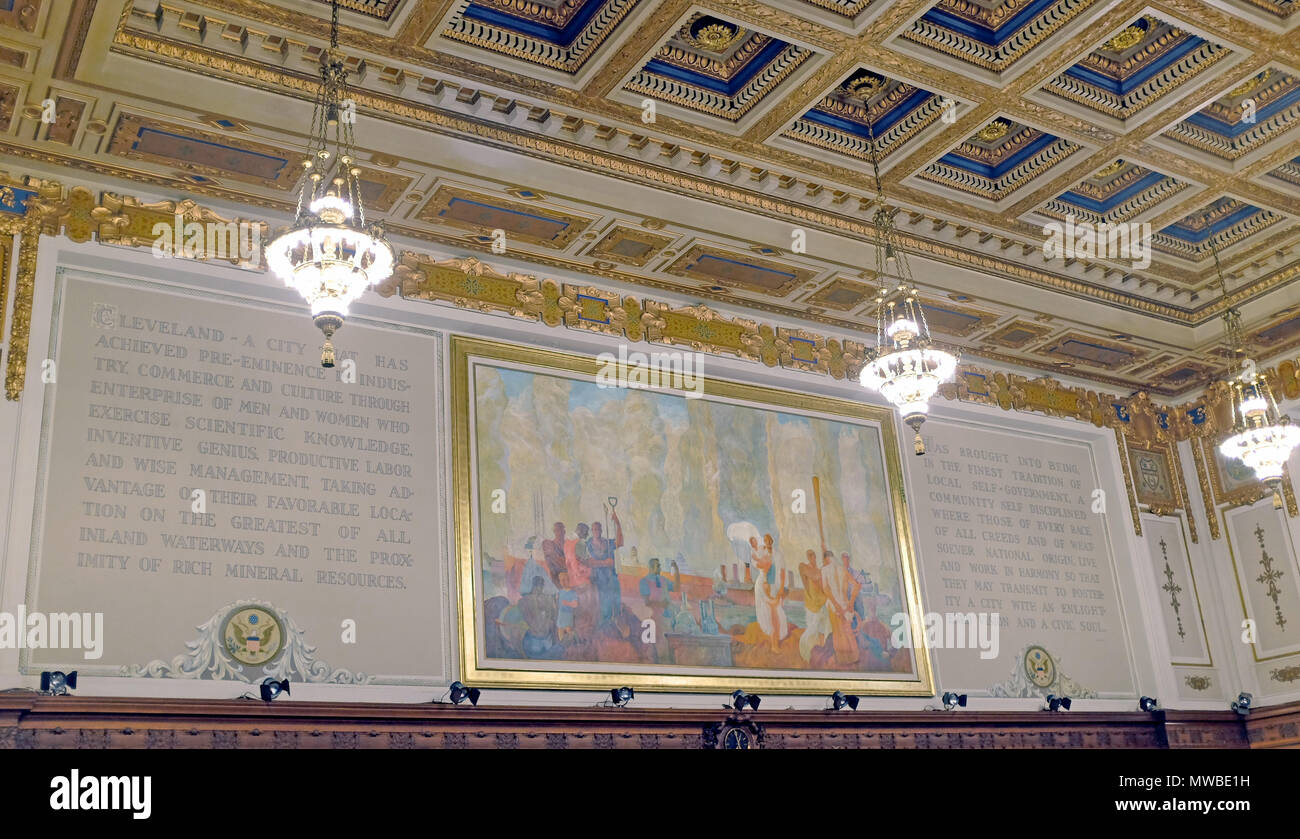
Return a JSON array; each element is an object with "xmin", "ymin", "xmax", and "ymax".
[
  {"xmin": 1116, "ymin": 429, "xmax": 1143, "ymax": 538},
  {"xmin": 642, "ymin": 300, "xmax": 762, "ymax": 362},
  {"xmin": 383, "ymin": 253, "xmax": 544, "ymax": 320},
  {"xmin": 1188, "ymin": 435, "xmax": 1221, "ymax": 540},
  {"xmin": 95, "ymin": 194, "xmax": 267, "ymax": 268},
  {"xmin": 3, "ymin": 215, "xmax": 38, "ymax": 401},
  {"xmin": 556, "ymin": 283, "xmax": 634, "ymax": 337},
  {"xmin": 0, "ymin": 229, "xmax": 12, "ymax": 348}
]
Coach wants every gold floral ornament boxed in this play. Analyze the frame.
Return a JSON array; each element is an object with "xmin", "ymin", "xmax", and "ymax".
[
  {"xmin": 1229, "ymin": 70, "xmax": 1271, "ymax": 99},
  {"xmin": 687, "ymin": 16, "xmax": 742, "ymax": 53},
  {"xmin": 1103, "ymin": 17, "xmax": 1152, "ymax": 52},
  {"xmin": 975, "ymin": 119, "xmax": 1010, "ymax": 143},
  {"xmin": 842, "ymin": 69, "xmax": 886, "ymax": 101},
  {"xmin": 1094, "ymin": 159, "xmax": 1126, "ymax": 178}
]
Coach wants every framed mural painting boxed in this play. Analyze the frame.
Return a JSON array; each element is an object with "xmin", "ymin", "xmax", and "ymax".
[{"xmin": 450, "ymin": 336, "xmax": 933, "ymax": 694}]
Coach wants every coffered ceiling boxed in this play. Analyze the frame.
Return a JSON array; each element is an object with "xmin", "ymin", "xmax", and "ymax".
[{"xmin": 2, "ymin": 0, "xmax": 1300, "ymax": 395}]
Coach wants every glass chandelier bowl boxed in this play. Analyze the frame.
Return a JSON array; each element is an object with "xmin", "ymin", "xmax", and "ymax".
[
  {"xmin": 1213, "ymin": 250, "xmax": 1298, "ymax": 506},
  {"xmin": 857, "ymin": 124, "xmax": 956, "ymax": 455},
  {"xmin": 860, "ymin": 286, "xmax": 957, "ymax": 455},
  {"xmin": 265, "ymin": 0, "xmax": 393, "ymax": 367}
]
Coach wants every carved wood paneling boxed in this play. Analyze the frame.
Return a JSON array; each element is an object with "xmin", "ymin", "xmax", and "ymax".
[
  {"xmin": 1245, "ymin": 700, "xmax": 1300, "ymax": 748},
  {"xmin": 0, "ymin": 696, "xmax": 1253, "ymax": 749}
]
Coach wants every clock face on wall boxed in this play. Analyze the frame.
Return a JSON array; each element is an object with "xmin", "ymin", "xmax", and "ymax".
[
  {"xmin": 722, "ymin": 727, "xmax": 752, "ymax": 750},
  {"xmin": 1024, "ymin": 646, "xmax": 1056, "ymax": 688}
]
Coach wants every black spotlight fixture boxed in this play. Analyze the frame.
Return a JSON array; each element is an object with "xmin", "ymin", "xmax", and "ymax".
[
  {"xmin": 942, "ymin": 691, "xmax": 968, "ymax": 710},
  {"xmin": 449, "ymin": 681, "xmax": 481, "ymax": 706},
  {"xmin": 39, "ymin": 671, "xmax": 77, "ymax": 696},
  {"xmin": 1044, "ymin": 694, "xmax": 1071, "ymax": 711},
  {"xmin": 259, "ymin": 678, "xmax": 290, "ymax": 702},
  {"xmin": 1139, "ymin": 696, "xmax": 1159, "ymax": 713},
  {"xmin": 1231, "ymin": 692, "xmax": 1252, "ymax": 716},
  {"xmin": 829, "ymin": 690, "xmax": 859, "ymax": 711},
  {"xmin": 610, "ymin": 686, "xmax": 635, "ymax": 707},
  {"xmin": 729, "ymin": 690, "xmax": 761, "ymax": 711}
]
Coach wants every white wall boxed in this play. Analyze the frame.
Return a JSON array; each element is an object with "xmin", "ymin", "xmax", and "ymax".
[{"xmin": 0, "ymin": 233, "xmax": 1248, "ymax": 710}]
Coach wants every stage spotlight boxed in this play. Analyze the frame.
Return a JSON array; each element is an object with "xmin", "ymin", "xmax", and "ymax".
[
  {"xmin": 942, "ymin": 691, "xmax": 967, "ymax": 710},
  {"xmin": 829, "ymin": 690, "xmax": 859, "ymax": 711},
  {"xmin": 39, "ymin": 671, "xmax": 77, "ymax": 696},
  {"xmin": 730, "ymin": 690, "xmax": 761, "ymax": 711},
  {"xmin": 1139, "ymin": 696, "xmax": 1158, "ymax": 712},
  {"xmin": 1044, "ymin": 694, "xmax": 1071, "ymax": 711},
  {"xmin": 449, "ymin": 681, "xmax": 481, "ymax": 706},
  {"xmin": 259, "ymin": 678, "xmax": 290, "ymax": 702},
  {"xmin": 610, "ymin": 687, "xmax": 635, "ymax": 707},
  {"xmin": 1231, "ymin": 692, "xmax": 1252, "ymax": 716}
]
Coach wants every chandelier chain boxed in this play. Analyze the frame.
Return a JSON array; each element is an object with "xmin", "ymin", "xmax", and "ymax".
[
  {"xmin": 1212, "ymin": 240, "xmax": 1247, "ymax": 369},
  {"xmin": 865, "ymin": 119, "xmax": 929, "ymax": 346}
]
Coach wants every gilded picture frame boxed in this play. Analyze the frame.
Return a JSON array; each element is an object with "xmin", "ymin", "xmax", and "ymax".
[{"xmin": 450, "ymin": 335, "xmax": 934, "ymax": 695}]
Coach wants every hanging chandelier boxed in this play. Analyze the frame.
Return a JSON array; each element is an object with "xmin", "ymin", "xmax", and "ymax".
[
  {"xmin": 265, "ymin": 0, "xmax": 393, "ymax": 367},
  {"xmin": 857, "ymin": 124, "xmax": 957, "ymax": 455},
  {"xmin": 1214, "ymin": 245, "xmax": 1299, "ymax": 505}
]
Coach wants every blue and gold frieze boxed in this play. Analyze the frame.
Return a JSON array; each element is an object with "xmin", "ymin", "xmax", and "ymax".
[
  {"xmin": 441, "ymin": 0, "xmax": 643, "ymax": 75},
  {"xmin": 780, "ymin": 67, "xmax": 948, "ymax": 164},
  {"xmin": 900, "ymin": 0, "xmax": 1098, "ymax": 76},
  {"xmin": 1151, "ymin": 197, "xmax": 1284, "ymax": 261},
  {"xmin": 624, "ymin": 13, "xmax": 813, "ymax": 122},
  {"xmin": 917, "ymin": 118, "xmax": 1081, "ymax": 202},
  {"xmin": 1162, "ymin": 69, "xmax": 1300, "ymax": 162},
  {"xmin": 1037, "ymin": 159, "xmax": 1191, "ymax": 225},
  {"xmin": 0, "ymin": 182, "xmax": 35, "ymax": 215},
  {"xmin": 1041, "ymin": 16, "xmax": 1231, "ymax": 123},
  {"xmin": 1265, "ymin": 156, "xmax": 1300, "ymax": 189}
]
